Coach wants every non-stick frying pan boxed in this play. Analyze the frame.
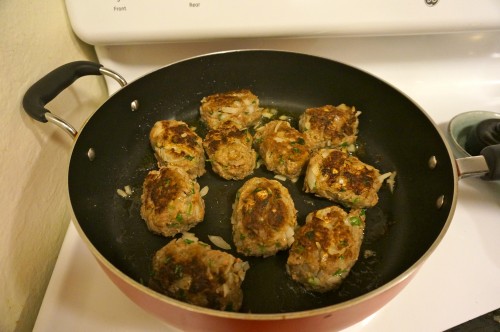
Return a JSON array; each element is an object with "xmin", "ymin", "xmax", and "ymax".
[{"xmin": 23, "ymin": 50, "xmax": 500, "ymax": 332}]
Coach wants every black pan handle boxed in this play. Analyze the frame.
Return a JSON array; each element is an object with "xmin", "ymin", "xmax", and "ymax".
[
  {"xmin": 481, "ymin": 144, "xmax": 500, "ymax": 181},
  {"xmin": 22, "ymin": 61, "xmax": 127, "ymax": 138}
]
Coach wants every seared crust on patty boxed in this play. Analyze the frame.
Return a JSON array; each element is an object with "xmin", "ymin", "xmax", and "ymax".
[
  {"xmin": 286, "ymin": 206, "xmax": 366, "ymax": 292},
  {"xmin": 200, "ymin": 89, "xmax": 263, "ymax": 130},
  {"xmin": 231, "ymin": 177, "xmax": 297, "ymax": 257},
  {"xmin": 203, "ymin": 122, "xmax": 257, "ymax": 180},
  {"xmin": 253, "ymin": 120, "xmax": 310, "ymax": 180},
  {"xmin": 151, "ymin": 234, "xmax": 249, "ymax": 311},
  {"xmin": 140, "ymin": 166, "xmax": 205, "ymax": 237},
  {"xmin": 150, "ymin": 120, "xmax": 205, "ymax": 178},
  {"xmin": 304, "ymin": 149, "xmax": 382, "ymax": 208},
  {"xmin": 299, "ymin": 104, "xmax": 359, "ymax": 150}
]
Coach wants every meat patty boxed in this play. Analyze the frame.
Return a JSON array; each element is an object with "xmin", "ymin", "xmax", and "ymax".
[
  {"xmin": 199, "ymin": 89, "xmax": 263, "ymax": 130},
  {"xmin": 299, "ymin": 104, "xmax": 359, "ymax": 150},
  {"xmin": 151, "ymin": 233, "xmax": 249, "ymax": 311},
  {"xmin": 231, "ymin": 177, "xmax": 297, "ymax": 257},
  {"xmin": 203, "ymin": 122, "xmax": 257, "ymax": 180},
  {"xmin": 140, "ymin": 166, "xmax": 205, "ymax": 237},
  {"xmin": 149, "ymin": 120, "xmax": 205, "ymax": 178},
  {"xmin": 286, "ymin": 206, "xmax": 366, "ymax": 293},
  {"xmin": 304, "ymin": 148, "xmax": 382, "ymax": 208},
  {"xmin": 253, "ymin": 120, "xmax": 310, "ymax": 180}
]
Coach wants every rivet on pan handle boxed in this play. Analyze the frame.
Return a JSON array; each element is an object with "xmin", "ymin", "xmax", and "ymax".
[{"xmin": 22, "ymin": 61, "xmax": 127, "ymax": 139}]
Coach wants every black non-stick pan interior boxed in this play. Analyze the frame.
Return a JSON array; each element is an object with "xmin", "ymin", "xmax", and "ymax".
[{"xmin": 68, "ymin": 50, "xmax": 455, "ymax": 313}]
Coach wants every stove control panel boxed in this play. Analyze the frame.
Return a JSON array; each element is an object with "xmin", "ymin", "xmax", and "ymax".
[{"xmin": 65, "ymin": 0, "xmax": 500, "ymax": 45}]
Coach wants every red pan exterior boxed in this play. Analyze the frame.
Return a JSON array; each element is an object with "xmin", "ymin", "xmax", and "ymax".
[{"xmin": 98, "ymin": 258, "xmax": 416, "ymax": 332}]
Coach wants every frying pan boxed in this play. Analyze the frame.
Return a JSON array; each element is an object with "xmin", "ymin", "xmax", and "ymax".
[{"xmin": 23, "ymin": 50, "xmax": 500, "ymax": 332}]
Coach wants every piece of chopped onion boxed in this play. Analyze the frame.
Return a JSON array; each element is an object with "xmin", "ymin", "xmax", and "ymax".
[
  {"xmin": 208, "ymin": 235, "xmax": 231, "ymax": 250},
  {"xmin": 273, "ymin": 174, "xmax": 287, "ymax": 182},
  {"xmin": 328, "ymin": 246, "xmax": 338, "ymax": 255},
  {"xmin": 240, "ymin": 261, "xmax": 250, "ymax": 272},
  {"xmin": 346, "ymin": 144, "xmax": 357, "ymax": 153},
  {"xmin": 262, "ymin": 108, "xmax": 277, "ymax": 119},
  {"xmin": 117, "ymin": 185, "xmax": 133, "ymax": 198},
  {"xmin": 273, "ymin": 137, "xmax": 284, "ymax": 143},
  {"xmin": 273, "ymin": 121, "xmax": 282, "ymax": 133},
  {"xmin": 285, "ymin": 227, "xmax": 295, "ymax": 245},
  {"xmin": 387, "ymin": 171, "xmax": 397, "ymax": 193},
  {"xmin": 255, "ymin": 159, "xmax": 263, "ymax": 169},
  {"xmin": 116, "ymin": 188, "xmax": 127, "ymax": 198},
  {"xmin": 222, "ymin": 283, "xmax": 230, "ymax": 297},
  {"xmin": 124, "ymin": 185, "xmax": 133, "ymax": 195},
  {"xmin": 378, "ymin": 171, "xmax": 397, "ymax": 193},
  {"xmin": 200, "ymin": 185, "xmax": 209, "ymax": 197},
  {"xmin": 378, "ymin": 172, "xmax": 392, "ymax": 183},
  {"xmin": 221, "ymin": 107, "xmax": 238, "ymax": 114},
  {"xmin": 182, "ymin": 232, "xmax": 199, "ymax": 242}
]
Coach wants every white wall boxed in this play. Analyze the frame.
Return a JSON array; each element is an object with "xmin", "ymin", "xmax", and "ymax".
[{"xmin": 0, "ymin": 1, "xmax": 108, "ymax": 330}]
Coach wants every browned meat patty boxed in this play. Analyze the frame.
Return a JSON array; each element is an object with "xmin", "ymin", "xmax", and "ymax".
[
  {"xmin": 253, "ymin": 120, "xmax": 310, "ymax": 181},
  {"xmin": 151, "ymin": 234, "xmax": 249, "ymax": 311},
  {"xmin": 231, "ymin": 177, "xmax": 297, "ymax": 257},
  {"xmin": 199, "ymin": 89, "xmax": 263, "ymax": 130},
  {"xmin": 149, "ymin": 120, "xmax": 205, "ymax": 178},
  {"xmin": 203, "ymin": 122, "xmax": 257, "ymax": 180},
  {"xmin": 304, "ymin": 148, "xmax": 382, "ymax": 208},
  {"xmin": 140, "ymin": 166, "xmax": 205, "ymax": 237},
  {"xmin": 286, "ymin": 206, "xmax": 366, "ymax": 292},
  {"xmin": 299, "ymin": 104, "xmax": 359, "ymax": 150}
]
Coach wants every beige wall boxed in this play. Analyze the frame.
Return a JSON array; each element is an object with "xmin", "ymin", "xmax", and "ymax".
[{"xmin": 0, "ymin": 1, "xmax": 107, "ymax": 331}]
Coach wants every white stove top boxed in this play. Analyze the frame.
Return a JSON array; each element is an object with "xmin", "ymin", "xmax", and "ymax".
[{"xmin": 35, "ymin": 31, "xmax": 500, "ymax": 331}]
